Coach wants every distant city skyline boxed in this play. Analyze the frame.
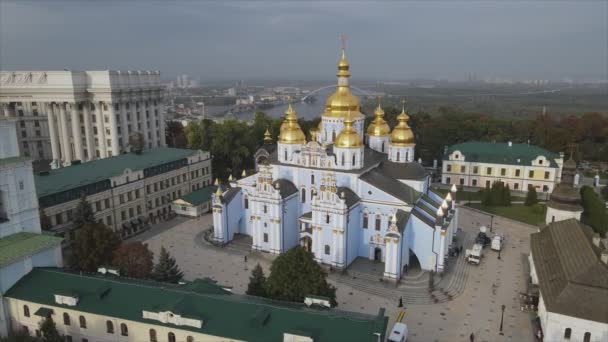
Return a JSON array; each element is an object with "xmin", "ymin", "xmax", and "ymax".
[{"xmin": 1, "ymin": 1, "xmax": 606, "ymax": 81}]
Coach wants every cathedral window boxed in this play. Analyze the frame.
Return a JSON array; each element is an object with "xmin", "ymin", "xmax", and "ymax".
[
  {"xmin": 244, "ymin": 197, "xmax": 248, "ymax": 209},
  {"xmin": 352, "ymin": 154, "xmax": 356, "ymax": 166},
  {"xmin": 311, "ymin": 175, "xmax": 315, "ymax": 184},
  {"xmin": 332, "ymin": 131, "xmax": 336, "ymax": 141},
  {"xmin": 301, "ymin": 188, "xmax": 306, "ymax": 203},
  {"xmin": 263, "ymin": 233, "xmax": 268, "ymax": 243},
  {"xmin": 375, "ymin": 215, "xmax": 381, "ymax": 231},
  {"xmin": 284, "ymin": 150, "xmax": 287, "ymax": 161},
  {"xmin": 326, "ymin": 214, "xmax": 330, "ymax": 224},
  {"xmin": 381, "ymin": 142, "xmax": 385, "ymax": 152},
  {"xmin": 396, "ymin": 152, "xmax": 400, "ymax": 161},
  {"xmin": 263, "ymin": 205, "xmax": 267, "ymax": 214},
  {"xmin": 324, "ymin": 245, "xmax": 330, "ymax": 255},
  {"xmin": 363, "ymin": 213, "xmax": 368, "ymax": 229},
  {"xmin": 406, "ymin": 151, "xmax": 409, "ymax": 161},
  {"xmin": 341, "ymin": 154, "xmax": 345, "ymax": 166}
]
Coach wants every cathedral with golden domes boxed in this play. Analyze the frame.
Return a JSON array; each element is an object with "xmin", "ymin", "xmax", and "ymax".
[{"xmin": 212, "ymin": 47, "xmax": 458, "ymax": 280}]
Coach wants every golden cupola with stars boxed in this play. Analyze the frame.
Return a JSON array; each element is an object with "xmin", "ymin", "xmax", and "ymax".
[
  {"xmin": 390, "ymin": 102, "xmax": 415, "ymax": 146},
  {"xmin": 278, "ymin": 100, "xmax": 306, "ymax": 145},
  {"xmin": 334, "ymin": 113, "xmax": 363, "ymax": 148},
  {"xmin": 367, "ymin": 100, "xmax": 390, "ymax": 137},
  {"xmin": 322, "ymin": 46, "xmax": 364, "ymax": 120}
]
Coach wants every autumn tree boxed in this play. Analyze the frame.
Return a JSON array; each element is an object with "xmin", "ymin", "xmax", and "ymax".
[
  {"xmin": 266, "ymin": 247, "xmax": 337, "ymax": 307},
  {"xmin": 151, "ymin": 246, "xmax": 184, "ymax": 283},
  {"xmin": 112, "ymin": 241, "xmax": 154, "ymax": 278},
  {"xmin": 246, "ymin": 263, "xmax": 267, "ymax": 297},
  {"xmin": 70, "ymin": 222, "xmax": 121, "ymax": 272}
]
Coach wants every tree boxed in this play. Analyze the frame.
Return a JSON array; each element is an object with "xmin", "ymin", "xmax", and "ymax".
[
  {"xmin": 580, "ymin": 186, "xmax": 608, "ymax": 237},
  {"xmin": 73, "ymin": 196, "xmax": 95, "ymax": 229},
  {"xmin": 482, "ymin": 183, "xmax": 492, "ymax": 206},
  {"xmin": 246, "ymin": 263, "xmax": 267, "ymax": 297},
  {"xmin": 112, "ymin": 241, "xmax": 154, "ymax": 279},
  {"xmin": 40, "ymin": 316, "xmax": 62, "ymax": 342},
  {"xmin": 266, "ymin": 247, "xmax": 337, "ymax": 307},
  {"xmin": 70, "ymin": 222, "xmax": 121, "ymax": 272},
  {"xmin": 502, "ymin": 185, "xmax": 512, "ymax": 206},
  {"xmin": 166, "ymin": 121, "xmax": 187, "ymax": 148},
  {"xmin": 601, "ymin": 186, "xmax": 608, "ymax": 202},
  {"xmin": 0, "ymin": 329, "xmax": 38, "ymax": 342},
  {"xmin": 152, "ymin": 246, "xmax": 184, "ymax": 283},
  {"xmin": 525, "ymin": 186, "xmax": 538, "ymax": 206}
]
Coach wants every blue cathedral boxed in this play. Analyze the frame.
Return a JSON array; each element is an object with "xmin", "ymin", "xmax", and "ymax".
[{"xmin": 212, "ymin": 47, "xmax": 458, "ymax": 281}]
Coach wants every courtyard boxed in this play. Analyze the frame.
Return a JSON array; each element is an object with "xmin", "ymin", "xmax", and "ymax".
[{"xmin": 133, "ymin": 206, "xmax": 538, "ymax": 342}]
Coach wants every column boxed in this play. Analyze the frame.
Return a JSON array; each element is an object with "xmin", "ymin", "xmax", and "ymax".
[
  {"xmin": 138, "ymin": 99, "xmax": 149, "ymax": 149},
  {"xmin": 46, "ymin": 102, "xmax": 61, "ymax": 163},
  {"xmin": 96, "ymin": 101, "xmax": 108, "ymax": 158},
  {"xmin": 158, "ymin": 100, "xmax": 166, "ymax": 146},
  {"xmin": 70, "ymin": 102, "xmax": 84, "ymax": 161},
  {"xmin": 438, "ymin": 231, "xmax": 446, "ymax": 272},
  {"xmin": 119, "ymin": 100, "xmax": 129, "ymax": 150},
  {"xmin": 82, "ymin": 101, "xmax": 95, "ymax": 161},
  {"xmin": 149, "ymin": 96, "xmax": 158, "ymax": 148},
  {"xmin": 107, "ymin": 102, "xmax": 120, "ymax": 156},
  {"xmin": 58, "ymin": 102, "xmax": 72, "ymax": 165},
  {"xmin": 2, "ymin": 103, "xmax": 10, "ymax": 117}
]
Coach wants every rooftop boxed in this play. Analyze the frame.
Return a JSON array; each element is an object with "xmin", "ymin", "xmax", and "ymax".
[
  {"xmin": 446, "ymin": 142, "xmax": 560, "ymax": 167},
  {"xmin": 530, "ymin": 219, "xmax": 608, "ymax": 324},
  {"xmin": 34, "ymin": 148, "xmax": 199, "ymax": 197},
  {"xmin": 0, "ymin": 232, "xmax": 63, "ymax": 267},
  {"xmin": 175, "ymin": 185, "xmax": 217, "ymax": 206},
  {"xmin": 5, "ymin": 268, "xmax": 387, "ymax": 342}
]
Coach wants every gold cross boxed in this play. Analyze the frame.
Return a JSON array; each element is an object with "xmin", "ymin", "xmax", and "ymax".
[
  {"xmin": 401, "ymin": 97, "xmax": 407, "ymax": 111},
  {"xmin": 340, "ymin": 33, "xmax": 347, "ymax": 50}
]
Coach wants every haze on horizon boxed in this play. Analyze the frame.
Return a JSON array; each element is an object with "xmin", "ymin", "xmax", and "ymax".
[{"xmin": 1, "ymin": 1, "xmax": 606, "ymax": 82}]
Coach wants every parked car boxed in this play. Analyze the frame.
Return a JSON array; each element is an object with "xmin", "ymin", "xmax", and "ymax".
[
  {"xmin": 491, "ymin": 235, "xmax": 503, "ymax": 251},
  {"xmin": 388, "ymin": 322, "xmax": 408, "ymax": 342}
]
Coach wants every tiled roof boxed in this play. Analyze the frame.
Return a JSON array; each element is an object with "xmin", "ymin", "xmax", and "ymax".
[
  {"xmin": 5, "ymin": 268, "xmax": 387, "ymax": 342},
  {"xmin": 176, "ymin": 186, "xmax": 217, "ymax": 206},
  {"xmin": 272, "ymin": 179, "xmax": 298, "ymax": 199},
  {"xmin": 336, "ymin": 186, "xmax": 360, "ymax": 208},
  {"xmin": 34, "ymin": 148, "xmax": 199, "ymax": 197},
  {"xmin": 0, "ymin": 232, "xmax": 63, "ymax": 267},
  {"xmin": 530, "ymin": 219, "xmax": 608, "ymax": 323},
  {"xmin": 360, "ymin": 169, "xmax": 420, "ymax": 204},
  {"xmin": 445, "ymin": 142, "xmax": 560, "ymax": 167}
]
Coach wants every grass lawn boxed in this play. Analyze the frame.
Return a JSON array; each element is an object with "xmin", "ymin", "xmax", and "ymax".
[
  {"xmin": 465, "ymin": 203, "xmax": 546, "ymax": 226},
  {"xmin": 584, "ymin": 171, "xmax": 608, "ymax": 180},
  {"xmin": 432, "ymin": 187, "xmax": 519, "ymax": 202}
]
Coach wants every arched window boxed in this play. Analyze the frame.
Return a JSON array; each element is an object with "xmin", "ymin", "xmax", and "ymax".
[
  {"xmin": 363, "ymin": 213, "xmax": 368, "ymax": 229},
  {"xmin": 324, "ymin": 245, "xmax": 330, "ymax": 255},
  {"xmin": 375, "ymin": 215, "xmax": 381, "ymax": 231},
  {"xmin": 23, "ymin": 305, "xmax": 30, "ymax": 317},
  {"xmin": 187, "ymin": 336, "xmax": 194, "ymax": 342},
  {"xmin": 284, "ymin": 149, "xmax": 287, "ymax": 161},
  {"xmin": 106, "ymin": 320, "xmax": 114, "ymax": 334},
  {"xmin": 381, "ymin": 141, "xmax": 385, "ymax": 152},
  {"xmin": 168, "ymin": 332, "xmax": 176, "ymax": 342},
  {"xmin": 396, "ymin": 151, "xmax": 400, "ymax": 161},
  {"xmin": 244, "ymin": 196, "xmax": 249, "ymax": 209},
  {"xmin": 564, "ymin": 328, "xmax": 571, "ymax": 339},
  {"xmin": 352, "ymin": 154, "xmax": 356, "ymax": 166},
  {"xmin": 63, "ymin": 313, "xmax": 70, "ymax": 326},
  {"xmin": 406, "ymin": 151, "xmax": 409, "ymax": 161},
  {"xmin": 584, "ymin": 332, "xmax": 591, "ymax": 342},
  {"xmin": 120, "ymin": 323, "xmax": 128, "ymax": 336},
  {"xmin": 79, "ymin": 315, "xmax": 87, "ymax": 329},
  {"xmin": 301, "ymin": 188, "xmax": 306, "ymax": 203},
  {"xmin": 311, "ymin": 174, "xmax": 315, "ymax": 184},
  {"xmin": 341, "ymin": 153, "xmax": 345, "ymax": 166},
  {"xmin": 149, "ymin": 329, "xmax": 157, "ymax": 342}
]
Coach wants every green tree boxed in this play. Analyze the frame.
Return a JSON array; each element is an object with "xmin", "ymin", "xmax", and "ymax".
[
  {"xmin": 601, "ymin": 186, "xmax": 608, "ymax": 202},
  {"xmin": 482, "ymin": 183, "xmax": 492, "ymax": 206},
  {"xmin": 73, "ymin": 196, "xmax": 95, "ymax": 229},
  {"xmin": 503, "ymin": 185, "xmax": 512, "ymax": 206},
  {"xmin": 112, "ymin": 241, "xmax": 154, "ymax": 279},
  {"xmin": 152, "ymin": 246, "xmax": 184, "ymax": 283},
  {"xmin": 525, "ymin": 186, "xmax": 538, "ymax": 206},
  {"xmin": 246, "ymin": 263, "xmax": 267, "ymax": 297},
  {"xmin": 0, "ymin": 329, "xmax": 38, "ymax": 342},
  {"xmin": 166, "ymin": 121, "xmax": 188, "ymax": 148},
  {"xmin": 70, "ymin": 222, "xmax": 121, "ymax": 272},
  {"xmin": 40, "ymin": 316, "xmax": 62, "ymax": 342},
  {"xmin": 266, "ymin": 247, "xmax": 337, "ymax": 307},
  {"xmin": 580, "ymin": 186, "xmax": 608, "ymax": 237}
]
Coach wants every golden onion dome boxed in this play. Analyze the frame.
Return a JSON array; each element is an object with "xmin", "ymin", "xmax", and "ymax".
[
  {"xmin": 263, "ymin": 128, "xmax": 272, "ymax": 144},
  {"xmin": 279, "ymin": 101, "xmax": 306, "ymax": 145},
  {"xmin": 322, "ymin": 48, "xmax": 364, "ymax": 120},
  {"xmin": 390, "ymin": 106, "xmax": 415, "ymax": 146},
  {"xmin": 367, "ymin": 102, "xmax": 390, "ymax": 137},
  {"xmin": 334, "ymin": 114, "xmax": 363, "ymax": 148}
]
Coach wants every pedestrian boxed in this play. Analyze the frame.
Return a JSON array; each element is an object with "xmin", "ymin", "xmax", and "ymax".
[
  {"xmin": 398, "ymin": 296, "xmax": 403, "ymax": 308},
  {"xmin": 469, "ymin": 332, "xmax": 475, "ymax": 342},
  {"xmin": 244, "ymin": 255, "xmax": 248, "ymax": 263}
]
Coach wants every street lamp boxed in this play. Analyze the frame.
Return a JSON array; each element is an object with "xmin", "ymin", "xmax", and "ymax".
[
  {"xmin": 490, "ymin": 215, "xmax": 494, "ymax": 233},
  {"xmin": 498, "ymin": 247, "xmax": 501, "ymax": 260},
  {"xmin": 499, "ymin": 304, "xmax": 506, "ymax": 335}
]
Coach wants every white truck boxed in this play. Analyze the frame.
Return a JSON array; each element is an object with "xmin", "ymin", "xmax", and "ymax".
[
  {"xmin": 387, "ymin": 322, "xmax": 408, "ymax": 342},
  {"xmin": 466, "ymin": 243, "xmax": 483, "ymax": 265},
  {"xmin": 491, "ymin": 235, "xmax": 503, "ymax": 251}
]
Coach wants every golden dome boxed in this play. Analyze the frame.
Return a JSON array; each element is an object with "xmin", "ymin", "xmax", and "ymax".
[
  {"xmin": 366, "ymin": 102, "xmax": 390, "ymax": 137},
  {"xmin": 322, "ymin": 48, "xmax": 364, "ymax": 120},
  {"xmin": 263, "ymin": 128, "xmax": 272, "ymax": 144},
  {"xmin": 334, "ymin": 114, "xmax": 363, "ymax": 148},
  {"xmin": 390, "ymin": 105, "xmax": 415, "ymax": 146},
  {"xmin": 279, "ymin": 101, "xmax": 306, "ymax": 145}
]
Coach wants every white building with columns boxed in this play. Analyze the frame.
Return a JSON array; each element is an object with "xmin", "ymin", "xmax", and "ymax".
[
  {"xmin": 212, "ymin": 48, "xmax": 458, "ymax": 281},
  {"xmin": 0, "ymin": 70, "xmax": 166, "ymax": 168}
]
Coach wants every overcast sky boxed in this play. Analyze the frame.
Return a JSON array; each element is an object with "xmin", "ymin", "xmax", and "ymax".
[{"xmin": 1, "ymin": 1, "xmax": 606, "ymax": 81}]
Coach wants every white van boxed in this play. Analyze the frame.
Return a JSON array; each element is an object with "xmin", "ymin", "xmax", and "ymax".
[
  {"xmin": 388, "ymin": 322, "xmax": 408, "ymax": 342},
  {"xmin": 491, "ymin": 235, "xmax": 503, "ymax": 251}
]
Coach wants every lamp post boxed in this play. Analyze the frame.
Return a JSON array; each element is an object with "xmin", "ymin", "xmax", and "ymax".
[
  {"xmin": 490, "ymin": 214, "xmax": 494, "ymax": 233},
  {"xmin": 498, "ymin": 246, "xmax": 501, "ymax": 260},
  {"xmin": 499, "ymin": 304, "xmax": 505, "ymax": 336}
]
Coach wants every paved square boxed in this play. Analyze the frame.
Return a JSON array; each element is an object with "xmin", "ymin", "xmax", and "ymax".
[{"xmin": 134, "ymin": 206, "xmax": 537, "ymax": 342}]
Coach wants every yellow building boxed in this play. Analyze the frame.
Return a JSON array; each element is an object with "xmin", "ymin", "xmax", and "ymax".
[
  {"xmin": 442, "ymin": 142, "xmax": 563, "ymax": 193},
  {"xmin": 4, "ymin": 268, "xmax": 387, "ymax": 342}
]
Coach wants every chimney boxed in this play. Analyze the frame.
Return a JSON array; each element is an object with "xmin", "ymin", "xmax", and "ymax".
[{"xmin": 592, "ymin": 233, "xmax": 601, "ymax": 248}]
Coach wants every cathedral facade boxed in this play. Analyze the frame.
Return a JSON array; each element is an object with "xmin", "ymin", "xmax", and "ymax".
[{"xmin": 212, "ymin": 48, "xmax": 458, "ymax": 280}]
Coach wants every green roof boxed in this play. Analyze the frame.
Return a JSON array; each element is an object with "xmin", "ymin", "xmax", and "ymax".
[
  {"xmin": 34, "ymin": 148, "xmax": 198, "ymax": 197},
  {"xmin": 0, "ymin": 233, "xmax": 63, "ymax": 267},
  {"xmin": 445, "ymin": 142, "xmax": 560, "ymax": 167},
  {"xmin": 176, "ymin": 186, "xmax": 217, "ymax": 206},
  {"xmin": 6, "ymin": 268, "xmax": 387, "ymax": 342}
]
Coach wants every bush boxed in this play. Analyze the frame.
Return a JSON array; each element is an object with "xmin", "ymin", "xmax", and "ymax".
[
  {"xmin": 525, "ymin": 186, "xmax": 538, "ymax": 206},
  {"xmin": 531, "ymin": 203, "xmax": 545, "ymax": 215}
]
